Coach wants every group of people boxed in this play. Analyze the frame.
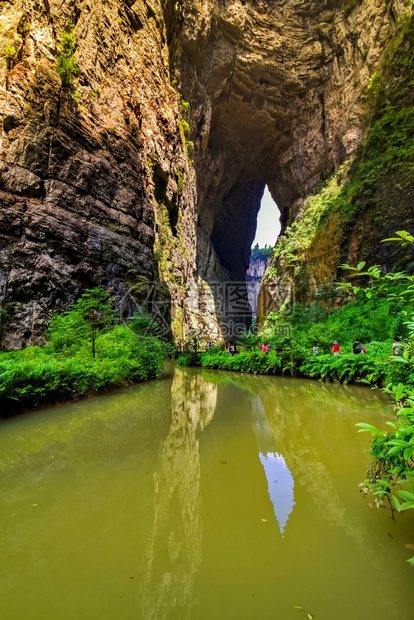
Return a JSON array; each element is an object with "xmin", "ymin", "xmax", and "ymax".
[
  {"xmin": 312, "ymin": 339, "xmax": 367, "ymax": 355},
  {"xmin": 311, "ymin": 337, "xmax": 406, "ymax": 356},
  {"xmin": 177, "ymin": 336, "xmax": 409, "ymax": 357}
]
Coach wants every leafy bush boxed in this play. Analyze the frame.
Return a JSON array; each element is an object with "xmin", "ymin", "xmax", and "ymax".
[{"xmin": 0, "ymin": 289, "xmax": 165, "ymax": 415}]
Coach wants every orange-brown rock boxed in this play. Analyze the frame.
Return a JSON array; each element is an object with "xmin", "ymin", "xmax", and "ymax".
[{"xmin": 0, "ymin": 0, "xmax": 410, "ymax": 345}]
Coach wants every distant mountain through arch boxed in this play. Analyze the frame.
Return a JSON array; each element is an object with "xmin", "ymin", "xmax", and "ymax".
[{"xmin": 252, "ymin": 186, "xmax": 281, "ymax": 249}]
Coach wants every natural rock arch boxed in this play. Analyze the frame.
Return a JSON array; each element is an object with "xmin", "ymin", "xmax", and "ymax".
[
  {"xmin": 0, "ymin": 0, "xmax": 410, "ymax": 346},
  {"xmin": 164, "ymin": 0, "xmax": 401, "ymax": 332}
]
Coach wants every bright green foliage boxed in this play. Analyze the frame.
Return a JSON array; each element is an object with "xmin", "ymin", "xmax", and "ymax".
[
  {"xmin": 178, "ymin": 118, "xmax": 194, "ymax": 156},
  {"xmin": 177, "ymin": 341, "xmax": 410, "ymax": 386},
  {"xmin": 49, "ymin": 287, "xmax": 116, "ymax": 357},
  {"xmin": 236, "ymin": 329, "xmax": 259, "ymax": 351},
  {"xmin": 56, "ymin": 28, "xmax": 80, "ymax": 87},
  {"xmin": 0, "ymin": 288, "xmax": 165, "ymax": 415},
  {"xmin": 127, "ymin": 311, "xmax": 158, "ymax": 336},
  {"xmin": 335, "ymin": 232, "xmax": 414, "ymax": 565},
  {"xmin": 3, "ymin": 45, "xmax": 17, "ymax": 59}
]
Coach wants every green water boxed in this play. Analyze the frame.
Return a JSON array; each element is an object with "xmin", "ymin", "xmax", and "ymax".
[{"xmin": 1, "ymin": 366, "xmax": 413, "ymax": 620}]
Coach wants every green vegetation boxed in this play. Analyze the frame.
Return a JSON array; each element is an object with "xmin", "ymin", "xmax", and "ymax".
[
  {"xmin": 55, "ymin": 27, "xmax": 80, "ymax": 88},
  {"xmin": 250, "ymin": 244, "xmax": 273, "ymax": 261},
  {"xmin": 342, "ymin": 0, "xmax": 362, "ymax": 16},
  {"xmin": 336, "ymin": 234, "xmax": 414, "ymax": 565},
  {"xmin": 178, "ymin": 118, "xmax": 194, "ymax": 158},
  {"xmin": 270, "ymin": 10, "xmax": 414, "ymax": 289},
  {"xmin": 270, "ymin": 163, "xmax": 348, "ymax": 275},
  {"xmin": 49, "ymin": 288, "xmax": 117, "ymax": 358},
  {"xmin": 3, "ymin": 45, "xmax": 17, "ymax": 59},
  {"xmin": 0, "ymin": 287, "xmax": 165, "ymax": 415}
]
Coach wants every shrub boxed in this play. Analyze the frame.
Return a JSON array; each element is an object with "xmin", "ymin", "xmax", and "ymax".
[{"xmin": 56, "ymin": 28, "xmax": 80, "ymax": 87}]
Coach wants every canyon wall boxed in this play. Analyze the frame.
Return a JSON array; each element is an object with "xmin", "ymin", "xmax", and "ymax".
[
  {"xmin": 0, "ymin": 0, "xmax": 412, "ymax": 347},
  {"xmin": 0, "ymin": 0, "xmax": 222, "ymax": 348}
]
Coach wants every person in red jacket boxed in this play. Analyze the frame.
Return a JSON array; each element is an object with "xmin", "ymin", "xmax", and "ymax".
[{"xmin": 332, "ymin": 341, "xmax": 341, "ymax": 355}]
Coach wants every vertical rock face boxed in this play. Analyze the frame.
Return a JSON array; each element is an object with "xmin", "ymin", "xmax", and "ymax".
[
  {"xmin": 0, "ymin": 0, "xmax": 411, "ymax": 346},
  {"xmin": 0, "ymin": 0, "xmax": 213, "ymax": 347},
  {"xmin": 171, "ymin": 0, "xmax": 410, "ymax": 329},
  {"xmin": 246, "ymin": 256, "xmax": 268, "ymax": 318}
]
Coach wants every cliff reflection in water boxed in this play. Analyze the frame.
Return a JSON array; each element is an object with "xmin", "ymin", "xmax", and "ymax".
[
  {"xmin": 251, "ymin": 396, "xmax": 295, "ymax": 536},
  {"xmin": 139, "ymin": 368, "xmax": 217, "ymax": 620}
]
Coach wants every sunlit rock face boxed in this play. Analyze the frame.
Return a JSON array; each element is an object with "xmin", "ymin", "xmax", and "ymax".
[
  {"xmin": 172, "ymin": 0, "xmax": 404, "ymax": 277},
  {"xmin": 247, "ymin": 256, "xmax": 269, "ymax": 318},
  {"xmin": 0, "ymin": 0, "xmax": 205, "ymax": 347},
  {"xmin": 0, "ymin": 0, "xmax": 408, "ymax": 345}
]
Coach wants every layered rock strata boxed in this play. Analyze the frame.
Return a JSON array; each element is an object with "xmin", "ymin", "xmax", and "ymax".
[{"xmin": 0, "ymin": 0, "xmax": 411, "ymax": 346}]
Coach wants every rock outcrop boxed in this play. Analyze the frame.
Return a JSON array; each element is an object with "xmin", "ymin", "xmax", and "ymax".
[
  {"xmin": 0, "ymin": 0, "xmax": 412, "ymax": 346},
  {"xmin": 246, "ymin": 255, "xmax": 268, "ymax": 318}
]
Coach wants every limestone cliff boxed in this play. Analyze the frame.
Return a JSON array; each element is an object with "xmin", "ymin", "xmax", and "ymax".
[
  {"xmin": 0, "ymin": 0, "xmax": 218, "ymax": 348},
  {"xmin": 247, "ymin": 255, "xmax": 268, "ymax": 317},
  {"xmin": 0, "ymin": 0, "xmax": 412, "ymax": 347}
]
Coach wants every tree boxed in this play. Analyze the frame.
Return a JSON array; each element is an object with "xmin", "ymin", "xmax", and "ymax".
[
  {"xmin": 48, "ymin": 287, "xmax": 116, "ymax": 357},
  {"xmin": 74, "ymin": 287, "xmax": 116, "ymax": 357},
  {"xmin": 56, "ymin": 28, "xmax": 80, "ymax": 88}
]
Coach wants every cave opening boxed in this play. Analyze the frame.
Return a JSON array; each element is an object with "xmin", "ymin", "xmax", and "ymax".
[
  {"xmin": 203, "ymin": 179, "xmax": 283, "ymax": 338},
  {"xmin": 248, "ymin": 186, "xmax": 281, "ymax": 320},
  {"xmin": 252, "ymin": 186, "xmax": 281, "ymax": 251}
]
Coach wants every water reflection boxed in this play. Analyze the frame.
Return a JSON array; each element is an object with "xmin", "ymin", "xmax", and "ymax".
[
  {"xmin": 1, "ymin": 367, "xmax": 413, "ymax": 620},
  {"xmin": 139, "ymin": 368, "xmax": 217, "ymax": 620},
  {"xmin": 259, "ymin": 453, "xmax": 294, "ymax": 536},
  {"xmin": 251, "ymin": 395, "xmax": 295, "ymax": 535}
]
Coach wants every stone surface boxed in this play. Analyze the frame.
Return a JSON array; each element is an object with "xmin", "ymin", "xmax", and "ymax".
[
  {"xmin": 0, "ymin": 0, "xmax": 411, "ymax": 346},
  {"xmin": 0, "ymin": 0, "xmax": 207, "ymax": 347},
  {"xmin": 246, "ymin": 256, "xmax": 268, "ymax": 318}
]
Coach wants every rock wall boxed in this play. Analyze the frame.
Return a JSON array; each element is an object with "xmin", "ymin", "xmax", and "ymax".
[
  {"xmin": 0, "ymin": 0, "xmax": 412, "ymax": 347},
  {"xmin": 0, "ymin": 0, "xmax": 223, "ymax": 348},
  {"xmin": 246, "ymin": 256, "xmax": 268, "ymax": 318},
  {"xmin": 171, "ymin": 0, "xmax": 411, "ymax": 330}
]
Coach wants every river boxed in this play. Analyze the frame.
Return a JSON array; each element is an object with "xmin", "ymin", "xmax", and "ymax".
[{"xmin": 0, "ymin": 365, "xmax": 413, "ymax": 619}]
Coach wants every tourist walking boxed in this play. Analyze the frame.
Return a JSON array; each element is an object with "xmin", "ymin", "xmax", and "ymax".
[
  {"xmin": 352, "ymin": 339, "xmax": 363, "ymax": 354},
  {"xmin": 332, "ymin": 341, "xmax": 341, "ymax": 355},
  {"xmin": 392, "ymin": 337, "xmax": 402, "ymax": 356}
]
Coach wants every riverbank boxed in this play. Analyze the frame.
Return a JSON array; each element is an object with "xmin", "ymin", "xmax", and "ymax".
[
  {"xmin": 177, "ymin": 344, "xmax": 413, "ymax": 388},
  {"xmin": 0, "ymin": 327, "xmax": 165, "ymax": 417},
  {"xmin": 0, "ymin": 287, "xmax": 169, "ymax": 417}
]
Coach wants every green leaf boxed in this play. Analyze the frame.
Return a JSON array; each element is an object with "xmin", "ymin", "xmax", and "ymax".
[
  {"xmin": 391, "ymin": 495, "xmax": 401, "ymax": 512},
  {"xmin": 386, "ymin": 421, "xmax": 397, "ymax": 429},
  {"xmin": 357, "ymin": 261, "xmax": 366, "ymax": 270},
  {"xmin": 399, "ymin": 501, "xmax": 414, "ymax": 511},
  {"xmin": 355, "ymin": 423, "xmax": 378, "ymax": 434},
  {"xmin": 398, "ymin": 490, "xmax": 414, "ymax": 502},
  {"xmin": 407, "ymin": 557, "xmax": 414, "ymax": 566}
]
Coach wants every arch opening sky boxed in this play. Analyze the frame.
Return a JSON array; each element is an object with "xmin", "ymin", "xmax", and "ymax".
[{"xmin": 252, "ymin": 186, "xmax": 281, "ymax": 248}]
